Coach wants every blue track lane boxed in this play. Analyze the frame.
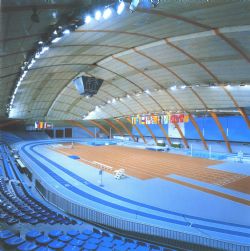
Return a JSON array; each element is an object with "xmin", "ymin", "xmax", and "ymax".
[{"xmin": 21, "ymin": 141, "xmax": 250, "ymax": 239}]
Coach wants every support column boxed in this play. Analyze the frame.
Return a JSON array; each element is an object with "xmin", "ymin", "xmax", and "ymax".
[
  {"xmin": 209, "ymin": 112, "xmax": 232, "ymax": 153},
  {"xmin": 115, "ymin": 119, "xmax": 136, "ymax": 142},
  {"xmin": 89, "ymin": 120, "xmax": 109, "ymax": 136},
  {"xmin": 104, "ymin": 119, "xmax": 123, "ymax": 136},
  {"xmin": 126, "ymin": 117, "xmax": 146, "ymax": 143},
  {"xmin": 174, "ymin": 122, "xmax": 189, "ymax": 148},
  {"xmin": 67, "ymin": 120, "xmax": 94, "ymax": 137},
  {"xmin": 158, "ymin": 124, "xmax": 171, "ymax": 146},
  {"xmin": 145, "ymin": 124, "xmax": 158, "ymax": 145},
  {"xmin": 189, "ymin": 114, "xmax": 208, "ymax": 150}
]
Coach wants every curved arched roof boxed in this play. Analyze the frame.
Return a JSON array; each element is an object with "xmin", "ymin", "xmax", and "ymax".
[{"xmin": 2, "ymin": 1, "xmax": 250, "ymax": 120}]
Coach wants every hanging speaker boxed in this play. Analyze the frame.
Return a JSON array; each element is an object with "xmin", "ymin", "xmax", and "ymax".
[{"xmin": 73, "ymin": 76, "xmax": 103, "ymax": 97}]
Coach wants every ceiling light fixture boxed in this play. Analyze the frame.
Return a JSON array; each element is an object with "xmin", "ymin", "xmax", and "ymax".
[
  {"xmin": 129, "ymin": 0, "xmax": 140, "ymax": 12},
  {"xmin": 95, "ymin": 10, "xmax": 102, "ymax": 21},
  {"xmin": 151, "ymin": 0, "xmax": 160, "ymax": 7},
  {"xmin": 51, "ymin": 37, "xmax": 61, "ymax": 43},
  {"xmin": 117, "ymin": 1, "xmax": 125, "ymax": 15},
  {"xmin": 85, "ymin": 15, "xmax": 92, "ymax": 24},
  {"xmin": 103, "ymin": 7, "xmax": 112, "ymax": 19},
  {"xmin": 63, "ymin": 29, "xmax": 70, "ymax": 35}
]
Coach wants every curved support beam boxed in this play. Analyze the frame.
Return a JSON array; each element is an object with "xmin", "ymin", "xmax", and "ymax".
[
  {"xmin": 165, "ymin": 39, "xmax": 249, "ymax": 128},
  {"xmin": 56, "ymin": 44, "xmax": 129, "ymax": 50},
  {"xmin": 138, "ymin": 8, "xmax": 249, "ymax": 63},
  {"xmin": 238, "ymin": 107, "xmax": 250, "ymax": 129},
  {"xmin": 214, "ymin": 29, "xmax": 250, "ymax": 63},
  {"xmin": 45, "ymin": 71, "xmax": 82, "ymax": 117},
  {"xmin": 0, "ymin": 120, "xmax": 22, "ymax": 129},
  {"xmin": 96, "ymin": 64, "xmax": 156, "ymax": 112},
  {"xmin": 76, "ymin": 29, "xmax": 159, "ymax": 40},
  {"xmin": 145, "ymin": 124, "xmax": 158, "ymax": 145},
  {"xmin": 158, "ymin": 123, "xmax": 171, "ymax": 146},
  {"xmin": 209, "ymin": 112, "xmax": 232, "ymax": 153},
  {"xmin": 86, "ymin": 72, "xmax": 147, "ymax": 114},
  {"xmin": 66, "ymin": 120, "xmax": 94, "ymax": 137},
  {"xmin": 115, "ymin": 119, "xmax": 136, "ymax": 142},
  {"xmin": 133, "ymin": 49, "xmax": 208, "ymax": 109},
  {"xmin": 173, "ymin": 122, "xmax": 189, "ymax": 149},
  {"xmin": 189, "ymin": 114, "xmax": 208, "ymax": 150},
  {"xmin": 89, "ymin": 120, "xmax": 109, "ymax": 136},
  {"xmin": 104, "ymin": 119, "xmax": 123, "ymax": 136},
  {"xmin": 126, "ymin": 117, "xmax": 146, "ymax": 144},
  {"xmin": 111, "ymin": 56, "xmax": 166, "ymax": 111}
]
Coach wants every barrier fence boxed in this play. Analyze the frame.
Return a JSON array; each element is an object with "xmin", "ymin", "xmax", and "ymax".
[{"xmin": 35, "ymin": 179, "xmax": 250, "ymax": 251}]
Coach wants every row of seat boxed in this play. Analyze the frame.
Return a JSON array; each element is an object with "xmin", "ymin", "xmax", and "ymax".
[
  {"xmin": 0, "ymin": 228, "xmax": 172, "ymax": 251},
  {"xmin": 0, "ymin": 145, "xmax": 78, "ymax": 226},
  {"xmin": 0, "ymin": 177, "xmax": 21, "ymax": 225},
  {"xmin": 0, "ymin": 141, "xmax": 178, "ymax": 251}
]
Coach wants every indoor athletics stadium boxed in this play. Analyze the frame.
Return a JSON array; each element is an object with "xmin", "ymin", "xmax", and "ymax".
[{"xmin": 0, "ymin": 1, "xmax": 250, "ymax": 251}]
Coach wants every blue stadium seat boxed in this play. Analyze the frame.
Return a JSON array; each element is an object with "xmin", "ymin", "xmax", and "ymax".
[
  {"xmin": 63, "ymin": 245, "xmax": 81, "ymax": 251},
  {"xmin": 0, "ymin": 230, "xmax": 15, "ymax": 240},
  {"xmin": 91, "ymin": 232, "xmax": 102, "ymax": 239},
  {"xmin": 69, "ymin": 238, "xmax": 84, "ymax": 247},
  {"xmin": 58, "ymin": 235, "xmax": 72, "ymax": 243},
  {"xmin": 26, "ymin": 230, "xmax": 42, "ymax": 240},
  {"xmin": 48, "ymin": 230, "xmax": 63, "ymax": 239},
  {"xmin": 35, "ymin": 247, "xmax": 54, "ymax": 251},
  {"xmin": 83, "ymin": 242, "xmax": 98, "ymax": 250},
  {"xmin": 17, "ymin": 241, "xmax": 38, "ymax": 251},
  {"xmin": 4, "ymin": 236, "xmax": 25, "ymax": 247},
  {"xmin": 96, "ymin": 247, "xmax": 113, "ymax": 251},
  {"xmin": 67, "ymin": 230, "xmax": 80, "ymax": 237},
  {"xmin": 48, "ymin": 240, "xmax": 66, "ymax": 249},
  {"xmin": 88, "ymin": 237, "xmax": 102, "ymax": 244},
  {"xmin": 113, "ymin": 239, "xmax": 124, "ymax": 246},
  {"xmin": 99, "ymin": 241, "xmax": 113, "ymax": 248},
  {"xmin": 114, "ymin": 246, "xmax": 129, "ymax": 251},
  {"xmin": 76, "ymin": 233, "xmax": 89, "ymax": 241},
  {"xmin": 101, "ymin": 236, "xmax": 113, "ymax": 243},
  {"xmin": 35, "ymin": 235, "xmax": 52, "ymax": 245},
  {"xmin": 82, "ymin": 229, "xmax": 93, "ymax": 235},
  {"xmin": 135, "ymin": 246, "xmax": 150, "ymax": 251}
]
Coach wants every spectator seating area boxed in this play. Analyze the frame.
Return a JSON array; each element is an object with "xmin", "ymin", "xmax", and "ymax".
[
  {"xmin": 0, "ymin": 228, "xmax": 173, "ymax": 251},
  {"xmin": 0, "ymin": 141, "xmax": 175, "ymax": 251},
  {"xmin": 0, "ymin": 144, "xmax": 78, "ymax": 226}
]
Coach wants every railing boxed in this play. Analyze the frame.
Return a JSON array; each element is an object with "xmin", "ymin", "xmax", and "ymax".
[
  {"xmin": 16, "ymin": 139, "xmax": 250, "ymax": 251},
  {"xmin": 35, "ymin": 179, "xmax": 250, "ymax": 251}
]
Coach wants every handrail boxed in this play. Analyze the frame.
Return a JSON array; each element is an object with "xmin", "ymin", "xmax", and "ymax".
[
  {"xmin": 16, "ymin": 139, "xmax": 250, "ymax": 251},
  {"xmin": 34, "ymin": 178, "xmax": 249, "ymax": 251}
]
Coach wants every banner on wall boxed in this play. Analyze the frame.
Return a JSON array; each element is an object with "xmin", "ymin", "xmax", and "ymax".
[
  {"xmin": 34, "ymin": 121, "xmax": 53, "ymax": 129},
  {"xmin": 168, "ymin": 122, "xmax": 185, "ymax": 138},
  {"xmin": 131, "ymin": 114, "xmax": 189, "ymax": 125}
]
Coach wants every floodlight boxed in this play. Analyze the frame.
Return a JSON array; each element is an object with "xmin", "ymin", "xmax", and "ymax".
[
  {"xmin": 117, "ymin": 1, "xmax": 125, "ymax": 15},
  {"xmin": 63, "ymin": 29, "xmax": 70, "ymax": 35},
  {"xmin": 151, "ymin": 0, "xmax": 160, "ymax": 7},
  {"xmin": 95, "ymin": 10, "xmax": 102, "ymax": 20},
  {"xmin": 129, "ymin": 0, "xmax": 140, "ymax": 12},
  {"xmin": 85, "ymin": 15, "xmax": 91, "ymax": 24},
  {"xmin": 52, "ymin": 37, "xmax": 61, "ymax": 43},
  {"xmin": 103, "ymin": 7, "xmax": 112, "ymax": 19}
]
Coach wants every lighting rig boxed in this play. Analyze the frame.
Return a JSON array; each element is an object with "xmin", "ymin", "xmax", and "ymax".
[{"xmin": 7, "ymin": 0, "xmax": 162, "ymax": 116}]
